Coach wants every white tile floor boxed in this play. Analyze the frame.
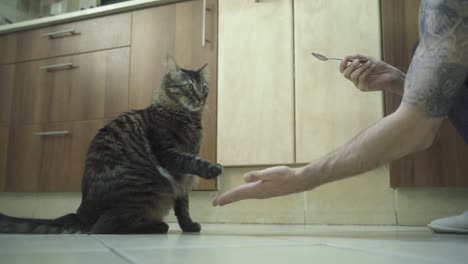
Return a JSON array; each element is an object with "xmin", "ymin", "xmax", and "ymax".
[{"xmin": 0, "ymin": 224, "xmax": 467, "ymax": 264}]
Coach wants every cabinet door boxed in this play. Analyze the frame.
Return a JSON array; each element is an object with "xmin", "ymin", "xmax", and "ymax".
[
  {"xmin": 0, "ymin": 125, "xmax": 9, "ymax": 191},
  {"xmin": 0, "ymin": 64, "xmax": 14, "ymax": 124},
  {"xmin": 217, "ymin": 0, "xmax": 295, "ymax": 166},
  {"xmin": 295, "ymin": 0, "xmax": 382, "ymax": 162},
  {"xmin": 18, "ymin": 48, "xmax": 129, "ymax": 124},
  {"xmin": 131, "ymin": 1, "xmax": 218, "ymax": 190}
]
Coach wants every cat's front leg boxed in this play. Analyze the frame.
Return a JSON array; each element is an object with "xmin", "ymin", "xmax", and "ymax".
[
  {"xmin": 159, "ymin": 148, "xmax": 223, "ymax": 179},
  {"xmin": 174, "ymin": 195, "xmax": 200, "ymax": 232}
]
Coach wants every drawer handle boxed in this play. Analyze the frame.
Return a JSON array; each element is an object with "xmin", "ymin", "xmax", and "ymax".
[
  {"xmin": 42, "ymin": 29, "xmax": 80, "ymax": 39},
  {"xmin": 35, "ymin": 131, "xmax": 70, "ymax": 136},
  {"xmin": 202, "ymin": 0, "xmax": 211, "ymax": 47},
  {"xmin": 40, "ymin": 63, "xmax": 76, "ymax": 72}
]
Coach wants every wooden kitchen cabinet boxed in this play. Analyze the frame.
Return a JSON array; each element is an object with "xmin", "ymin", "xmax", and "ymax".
[
  {"xmin": 15, "ymin": 13, "xmax": 131, "ymax": 63},
  {"xmin": 0, "ymin": 64, "xmax": 14, "ymax": 124},
  {"xmin": 6, "ymin": 125, "xmax": 44, "ymax": 191},
  {"xmin": 6, "ymin": 120, "xmax": 105, "ymax": 192},
  {"xmin": 0, "ymin": 33, "xmax": 17, "ymax": 64},
  {"xmin": 217, "ymin": 0, "xmax": 295, "ymax": 166},
  {"xmin": 294, "ymin": 0, "xmax": 382, "ymax": 163},
  {"xmin": 17, "ymin": 48, "xmax": 129, "ymax": 124},
  {"xmin": 131, "ymin": 0, "xmax": 218, "ymax": 190},
  {"xmin": 0, "ymin": 64, "xmax": 14, "ymax": 191},
  {"xmin": 381, "ymin": 0, "xmax": 468, "ymax": 187},
  {"xmin": 0, "ymin": 125, "xmax": 9, "ymax": 191}
]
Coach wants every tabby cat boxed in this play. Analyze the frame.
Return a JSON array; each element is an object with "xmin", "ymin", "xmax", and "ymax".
[{"xmin": 0, "ymin": 55, "xmax": 223, "ymax": 234}]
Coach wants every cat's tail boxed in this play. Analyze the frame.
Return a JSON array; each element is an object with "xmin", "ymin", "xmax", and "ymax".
[{"xmin": 0, "ymin": 213, "xmax": 86, "ymax": 234}]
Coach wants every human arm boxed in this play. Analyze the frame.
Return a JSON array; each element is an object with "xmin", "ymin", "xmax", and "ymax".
[{"xmin": 213, "ymin": 0, "xmax": 468, "ymax": 206}]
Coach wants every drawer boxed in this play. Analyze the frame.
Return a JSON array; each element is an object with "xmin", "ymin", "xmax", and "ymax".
[
  {"xmin": 5, "ymin": 120, "xmax": 105, "ymax": 192},
  {"xmin": 15, "ymin": 12, "xmax": 131, "ymax": 62},
  {"xmin": 17, "ymin": 47, "xmax": 130, "ymax": 124},
  {"xmin": 0, "ymin": 33, "xmax": 18, "ymax": 64}
]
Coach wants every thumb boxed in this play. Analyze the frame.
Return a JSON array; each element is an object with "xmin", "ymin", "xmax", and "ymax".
[
  {"xmin": 243, "ymin": 166, "xmax": 287, "ymax": 183},
  {"xmin": 243, "ymin": 171, "xmax": 264, "ymax": 183}
]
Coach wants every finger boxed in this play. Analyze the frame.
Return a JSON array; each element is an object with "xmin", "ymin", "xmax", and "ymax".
[
  {"xmin": 358, "ymin": 65, "xmax": 375, "ymax": 86},
  {"xmin": 212, "ymin": 181, "xmax": 261, "ymax": 206},
  {"xmin": 339, "ymin": 56, "xmax": 350, "ymax": 73},
  {"xmin": 348, "ymin": 54, "xmax": 373, "ymax": 62},
  {"xmin": 350, "ymin": 61, "xmax": 372, "ymax": 84},
  {"xmin": 342, "ymin": 59, "xmax": 362, "ymax": 81}
]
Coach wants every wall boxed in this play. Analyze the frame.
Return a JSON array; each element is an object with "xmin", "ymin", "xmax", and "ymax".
[
  {"xmin": 0, "ymin": 0, "xmax": 100, "ymax": 25},
  {"xmin": 1, "ymin": 166, "xmax": 467, "ymax": 226}
]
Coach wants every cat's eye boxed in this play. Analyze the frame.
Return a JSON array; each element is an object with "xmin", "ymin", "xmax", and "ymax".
[{"xmin": 185, "ymin": 83, "xmax": 194, "ymax": 90}]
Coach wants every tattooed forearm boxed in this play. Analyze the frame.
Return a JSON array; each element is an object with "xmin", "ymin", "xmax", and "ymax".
[{"xmin": 402, "ymin": 0, "xmax": 468, "ymax": 118}]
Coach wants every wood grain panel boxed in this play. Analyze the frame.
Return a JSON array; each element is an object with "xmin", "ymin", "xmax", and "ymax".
[
  {"xmin": 294, "ymin": 0, "xmax": 382, "ymax": 163},
  {"xmin": 174, "ymin": 0, "xmax": 218, "ymax": 190},
  {"xmin": 0, "ymin": 125, "xmax": 8, "ymax": 191},
  {"xmin": 16, "ymin": 59, "xmax": 50, "ymax": 124},
  {"xmin": 0, "ymin": 64, "xmax": 15, "ymax": 124},
  {"xmin": 68, "ymin": 120, "xmax": 106, "ymax": 192},
  {"xmin": 129, "ymin": 5, "xmax": 176, "ymax": 109},
  {"xmin": 0, "ymin": 33, "xmax": 17, "ymax": 64},
  {"xmin": 381, "ymin": 0, "xmax": 468, "ymax": 187},
  {"xmin": 15, "ymin": 13, "xmax": 131, "ymax": 62},
  {"xmin": 6, "ymin": 125, "xmax": 44, "ymax": 191},
  {"xmin": 217, "ymin": 0, "xmax": 295, "ymax": 166},
  {"xmin": 39, "ymin": 123, "xmax": 71, "ymax": 191},
  {"xmin": 18, "ymin": 48, "xmax": 129, "ymax": 124},
  {"xmin": 69, "ymin": 48, "xmax": 130, "ymax": 121}
]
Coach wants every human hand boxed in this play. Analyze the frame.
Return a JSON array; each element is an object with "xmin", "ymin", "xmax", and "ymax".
[
  {"xmin": 212, "ymin": 166, "xmax": 314, "ymax": 206},
  {"xmin": 340, "ymin": 54, "xmax": 405, "ymax": 96}
]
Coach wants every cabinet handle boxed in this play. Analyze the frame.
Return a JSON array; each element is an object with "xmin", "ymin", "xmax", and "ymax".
[
  {"xmin": 35, "ymin": 131, "xmax": 70, "ymax": 136},
  {"xmin": 42, "ymin": 29, "xmax": 80, "ymax": 39},
  {"xmin": 202, "ymin": 0, "xmax": 210, "ymax": 47},
  {"xmin": 40, "ymin": 63, "xmax": 76, "ymax": 72}
]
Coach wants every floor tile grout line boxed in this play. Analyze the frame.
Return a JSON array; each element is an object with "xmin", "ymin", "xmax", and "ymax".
[{"xmin": 91, "ymin": 235, "xmax": 140, "ymax": 264}]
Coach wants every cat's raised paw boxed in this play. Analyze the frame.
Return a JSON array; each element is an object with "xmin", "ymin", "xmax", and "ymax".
[
  {"xmin": 205, "ymin": 163, "xmax": 223, "ymax": 179},
  {"xmin": 181, "ymin": 222, "xmax": 201, "ymax": 233}
]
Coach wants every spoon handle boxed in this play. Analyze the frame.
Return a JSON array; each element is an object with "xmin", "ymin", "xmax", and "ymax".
[{"xmin": 330, "ymin": 57, "xmax": 368, "ymax": 63}]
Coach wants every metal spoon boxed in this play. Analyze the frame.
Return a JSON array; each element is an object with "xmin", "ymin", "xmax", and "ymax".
[{"xmin": 311, "ymin": 52, "xmax": 367, "ymax": 63}]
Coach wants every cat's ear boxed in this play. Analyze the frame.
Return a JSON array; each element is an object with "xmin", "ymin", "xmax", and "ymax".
[
  {"xmin": 165, "ymin": 54, "xmax": 181, "ymax": 79},
  {"xmin": 198, "ymin": 63, "xmax": 209, "ymax": 81}
]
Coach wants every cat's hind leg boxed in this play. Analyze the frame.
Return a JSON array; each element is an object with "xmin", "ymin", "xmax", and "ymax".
[{"xmin": 174, "ymin": 195, "xmax": 201, "ymax": 232}]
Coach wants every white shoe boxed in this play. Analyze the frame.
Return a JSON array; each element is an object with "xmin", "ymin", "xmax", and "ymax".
[{"xmin": 427, "ymin": 211, "xmax": 468, "ymax": 234}]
